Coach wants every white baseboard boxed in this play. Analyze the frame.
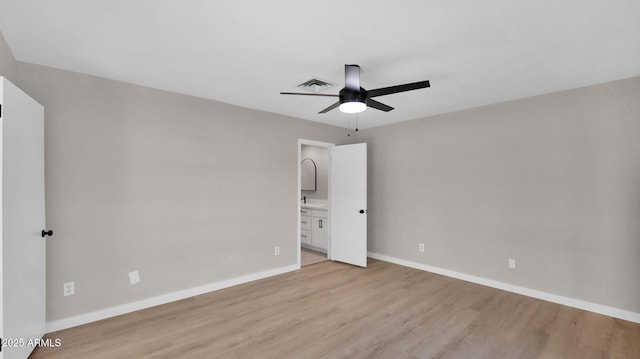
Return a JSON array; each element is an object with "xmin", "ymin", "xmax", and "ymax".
[
  {"xmin": 48, "ymin": 254, "xmax": 639, "ymax": 332},
  {"xmin": 46, "ymin": 264, "xmax": 300, "ymax": 332},
  {"xmin": 301, "ymin": 243, "xmax": 327, "ymax": 254},
  {"xmin": 368, "ymin": 252, "xmax": 640, "ymax": 324}
]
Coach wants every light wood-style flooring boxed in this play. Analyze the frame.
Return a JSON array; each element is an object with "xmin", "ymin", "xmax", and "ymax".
[
  {"xmin": 31, "ymin": 259, "xmax": 640, "ymax": 358},
  {"xmin": 301, "ymin": 247, "xmax": 328, "ymax": 266}
]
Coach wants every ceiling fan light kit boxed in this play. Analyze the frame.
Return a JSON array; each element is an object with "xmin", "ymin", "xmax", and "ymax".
[
  {"xmin": 339, "ymin": 101, "xmax": 366, "ymax": 113},
  {"xmin": 281, "ymin": 64, "xmax": 430, "ymax": 115}
]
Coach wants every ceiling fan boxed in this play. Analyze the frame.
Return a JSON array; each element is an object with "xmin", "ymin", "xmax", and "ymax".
[{"xmin": 280, "ymin": 64, "xmax": 430, "ymax": 114}]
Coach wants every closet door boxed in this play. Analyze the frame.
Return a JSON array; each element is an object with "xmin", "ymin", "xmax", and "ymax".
[{"xmin": 1, "ymin": 77, "xmax": 46, "ymax": 359}]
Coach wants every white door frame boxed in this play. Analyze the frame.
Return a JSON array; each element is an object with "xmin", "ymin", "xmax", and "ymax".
[{"xmin": 297, "ymin": 139, "xmax": 335, "ymax": 268}]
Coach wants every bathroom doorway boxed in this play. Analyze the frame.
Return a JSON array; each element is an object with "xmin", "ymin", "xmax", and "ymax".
[
  {"xmin": 297, "ymin": 139, "xmax": 368, "ymax": 268},
  {"xmin": 298, "ymin": 139, "xmax": 333, "ymax": 266}
]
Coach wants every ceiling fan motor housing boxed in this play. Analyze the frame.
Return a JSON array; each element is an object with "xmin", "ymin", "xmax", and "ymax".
[{"xmin": 339, "ymin": 87, "xmax": 367, "ymax": 105}]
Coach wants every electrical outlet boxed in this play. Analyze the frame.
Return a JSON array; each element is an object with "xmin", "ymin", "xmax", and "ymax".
[
  {"xmin": 274, "ymin": 246, "xmax": 280, "ymax": 256},
  {"xmin": 129, "ymin": 270, "xmax": 141, "ymax": 285},
  {"xmin": 508, "ymin": 259, "xmax": 516, "ymax": 269},
  {"xmin": 418, "ymin": 243, "xmax": 425, "ymax": 252},
  {"xmin": 63, "ymin": 281, "xmax": 75, "ymax": 296}
]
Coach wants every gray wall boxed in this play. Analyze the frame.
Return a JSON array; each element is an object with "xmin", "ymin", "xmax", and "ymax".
[
  {"xmin": 15, "ymin": 62, "xmax": 347, "ymax": 321},
  {"xmin": 301, "ymin": 145, "xmax": 329, "ymax": 200},
  {"xmin": 359, "ymin": 77, "xmax": 640, "ymax": 313},
  {"xmin": 0, "ymin": 31, "xmax": 17, "ymax": 82},
  {"xmin": 4, "ymin": 27, "xmax": 639, "ymax": 322}
]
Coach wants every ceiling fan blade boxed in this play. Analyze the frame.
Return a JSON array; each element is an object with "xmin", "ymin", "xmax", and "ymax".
[
  {"xmin": 366, "ymin": 98, "xmax": 394, "ymax": 112},
  {"xmin": 280, "ymin": 92, "xmax": 339, "ymax": 97},
  {"xmin": 367, "ymin": 80, "xmax": 430, "ymax": 98},
  {"xmin": 318, "ymin": 101, "xmax": 340, "ymax": 114},
  {"xmin": 344, "ymin": 64, "xmax": 361, "ymax": 91}
]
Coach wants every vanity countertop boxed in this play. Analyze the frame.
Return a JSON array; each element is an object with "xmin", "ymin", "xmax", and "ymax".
[{"xmin": 302, "ymin": 203, "xmax": 328, "ymax": 210}]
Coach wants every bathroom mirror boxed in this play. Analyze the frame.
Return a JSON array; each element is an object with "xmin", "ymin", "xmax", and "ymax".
[{"xmin": 301, "ymin": 158, "xmax": 317, "ymax": 191}]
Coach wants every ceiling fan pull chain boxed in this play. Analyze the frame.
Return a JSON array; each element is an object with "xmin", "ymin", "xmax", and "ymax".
[{"xmin": 355, "ymin": 113, "xmax": 359, "ymax": 132}]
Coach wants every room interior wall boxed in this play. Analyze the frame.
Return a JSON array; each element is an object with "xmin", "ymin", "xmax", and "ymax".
[
  {"xmin": 4, "ymin": 24, "xmax": 639, "ymax": 325},
  {"xmin": 358, "ymin": 76, "xmax": 640, "ymax": 314},
  {"xmin": 14, "ymin": 61, "xmax": 348, "ymax": 322},
  {"xmin": 0, "ymin": 31, "xmax": 17, "ymax": 83},
  {"xmin": 301, "ymin": 145, "xmax": 329, "ymax": 200}
]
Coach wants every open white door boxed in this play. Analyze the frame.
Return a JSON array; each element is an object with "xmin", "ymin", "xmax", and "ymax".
[
  {"xmin": 329, "ymin": 143, "xmax": 367, "ymax": 267},
  {"xmin": 1, "ymin": 77, "xmax": 46, "ymax": 359}
]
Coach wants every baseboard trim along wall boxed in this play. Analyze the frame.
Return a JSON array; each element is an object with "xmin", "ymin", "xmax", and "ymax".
[
  {"xmin": 46, "ymin": 264, "xmax": 300, "ymax": 333},
  {"xmin": 47, "ymin": 253, "xmax": 639, "ymax": 332},
  {"xmin": 368, "ymin": 252, "xmax": 640, "ymax": 324}
]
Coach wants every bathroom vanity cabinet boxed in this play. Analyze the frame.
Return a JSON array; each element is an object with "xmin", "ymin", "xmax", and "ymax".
[{"xmin": 300, "ymin": 207, "xmax": 328, "ymax": 252}]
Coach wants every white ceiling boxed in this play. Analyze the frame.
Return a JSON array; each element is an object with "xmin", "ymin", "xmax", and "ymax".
[{"xmin": 1, "ymin": 0, "xmax": 639, "ymax": 129}]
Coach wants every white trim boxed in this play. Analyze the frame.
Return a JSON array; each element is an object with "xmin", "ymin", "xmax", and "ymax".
[
  {"xmin": 299, "ymin": 139, "xmax": 335, "ymax": 148},
  {"xmin": 301, "ymin": 243, "xmax": 328, "ymax": 254},
  {"xmin": 46, "ymin": 264, "xmax": 299, "ymax": 332},
  {"xmin": 368, "ymin": 252, "xmax": 640, "ymax": 324}
]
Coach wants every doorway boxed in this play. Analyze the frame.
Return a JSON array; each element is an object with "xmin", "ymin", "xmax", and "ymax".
[
  {"xmin": 297, "ymin": 139, "xmax": 368, "ymax": 268},
  {"xmin": 298, "ymin": 139, "xmax": 334, "ymax": 267}
]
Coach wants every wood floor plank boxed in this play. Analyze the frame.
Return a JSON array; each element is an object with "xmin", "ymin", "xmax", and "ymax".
[{"xmin": 30, "ymin": 259, "xmax": 640, "ymax": 358}]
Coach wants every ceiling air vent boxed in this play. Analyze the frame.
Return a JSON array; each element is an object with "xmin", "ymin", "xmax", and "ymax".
[{"xmin": 297, "ymin": 78, "xmax": 333, "ymax": 93}]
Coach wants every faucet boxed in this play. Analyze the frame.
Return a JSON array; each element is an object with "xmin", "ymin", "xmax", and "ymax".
[{"xmin": 301, "ymin": 196, "xmax": 306, "ymax": 204}]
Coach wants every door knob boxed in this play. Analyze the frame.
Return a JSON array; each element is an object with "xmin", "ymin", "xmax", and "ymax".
[
  {"xmin": 41, "ymin": 229, "xmax": 53, "ymax": 238},
  {"xmin": 359, "ymin": 209, "xmax": 365, "ymax": 214}
]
